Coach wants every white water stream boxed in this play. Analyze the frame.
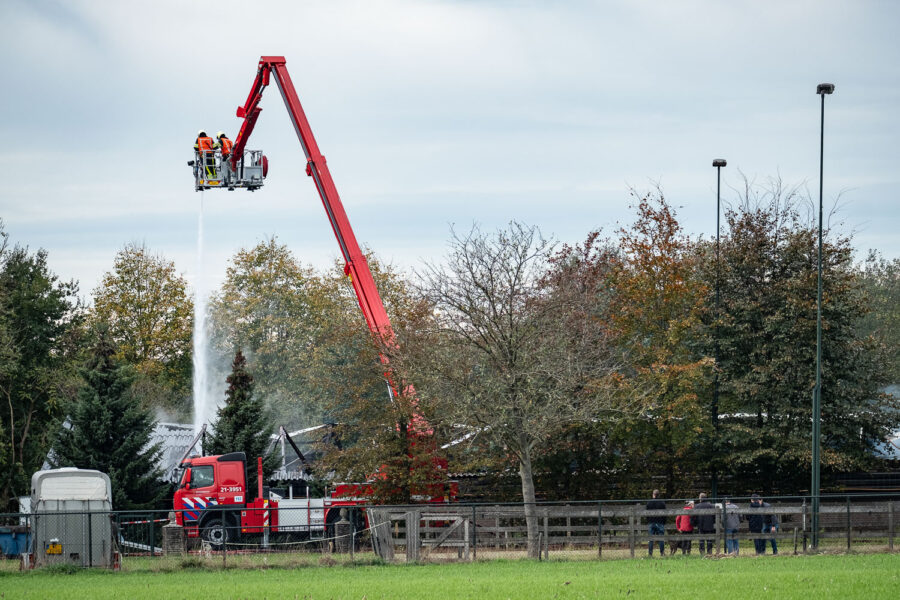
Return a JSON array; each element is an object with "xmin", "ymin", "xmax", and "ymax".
[{"xmin": 192, "ymin": 192, "xmax": 210, "ymax": 436}]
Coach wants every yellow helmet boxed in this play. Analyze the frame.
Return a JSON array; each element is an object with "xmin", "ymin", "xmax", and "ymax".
[{"xmin": 216, "ymin": 131, "xmax": 226, "ymax": 139}]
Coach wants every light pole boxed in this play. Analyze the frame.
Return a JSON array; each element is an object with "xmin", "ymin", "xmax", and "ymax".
[
  {"xmin": 711, "ymin": 158, "xmax": 726, "ymax": 501},
  {"xmin": 812, "ymin": 82, "xmax": 834, "ymax": 549}
]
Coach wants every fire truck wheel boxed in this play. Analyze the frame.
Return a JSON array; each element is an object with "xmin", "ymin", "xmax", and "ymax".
[{"xmin": 201, "ymin": 519, "xmax": 229, "ymax": 550}]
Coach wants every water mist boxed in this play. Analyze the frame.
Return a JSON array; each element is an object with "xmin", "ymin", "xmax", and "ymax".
[{"xmin": 192, "ymin": 192, "xmax": 210, "ymax": 436}]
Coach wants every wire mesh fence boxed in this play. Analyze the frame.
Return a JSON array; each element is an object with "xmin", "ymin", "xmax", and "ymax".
[{"xmin": 2, "ymin": 494, "xmax": 898, "ymax": 571}]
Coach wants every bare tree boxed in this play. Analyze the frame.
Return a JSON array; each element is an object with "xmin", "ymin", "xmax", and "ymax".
[{"xmin": 406, "ymin": 222, "xmax": 624, "ymax": 558}]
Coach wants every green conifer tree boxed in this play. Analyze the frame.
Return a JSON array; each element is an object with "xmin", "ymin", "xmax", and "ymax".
[
  {"xmin": 52, "ymin": 328, "xmax": 164, "ymax": 509},
  {"xmin": 206, "ymin": 351, "xmax": 275, "ymax": 495}
]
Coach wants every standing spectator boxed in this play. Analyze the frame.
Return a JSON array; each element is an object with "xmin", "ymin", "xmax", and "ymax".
[
  {"xmin": 747, "ymin": 494, "xmax": 767, "ymax": 554},
  {"xmin": 762, "ymin": 499, "xmax": 779, "ymax": 555},
  {"xmin": 691, "ymin": 492, "xmax": 716, "ymax": 555},
  {"xmin": 674, "ymin": 500, "xmax": 694, "ymax": 554},
  {"xmin": 723, "ymin": 498, "xmax": 741, "ymax": 554},
  {"xmin": 646, "ymin": 489, "xmax": 667, "ymax": 556}
]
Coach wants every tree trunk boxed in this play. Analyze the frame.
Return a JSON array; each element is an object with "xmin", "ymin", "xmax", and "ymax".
[{"xmin": 518, "ymin": 448, "xmax": 540, "ymax": 559}]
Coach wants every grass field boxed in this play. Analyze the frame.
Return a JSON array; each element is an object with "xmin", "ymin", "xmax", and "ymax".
[{"xmin": 1, "ymin": 553, "xmax": 898, "ymax": 599}]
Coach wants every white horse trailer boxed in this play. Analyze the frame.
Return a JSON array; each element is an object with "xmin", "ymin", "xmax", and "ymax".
[{"xmin": 30, "ymin": 468, "xmax": 116, "ymax": 568}]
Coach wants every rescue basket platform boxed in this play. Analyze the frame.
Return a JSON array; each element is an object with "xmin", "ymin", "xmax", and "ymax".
[{"xmin": 189, "ymin": 149, "xmax": 267, "ymax": 191}]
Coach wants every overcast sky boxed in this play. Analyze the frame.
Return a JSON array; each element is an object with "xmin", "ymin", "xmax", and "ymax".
[{"xmin": 1, "ymin": 0, "xmax": 898, "ymax": 301}]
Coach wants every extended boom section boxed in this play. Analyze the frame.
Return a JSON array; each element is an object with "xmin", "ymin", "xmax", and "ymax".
[{"xmin": 233, "ymin": 56, "xmax": 392, "ymax": 338}]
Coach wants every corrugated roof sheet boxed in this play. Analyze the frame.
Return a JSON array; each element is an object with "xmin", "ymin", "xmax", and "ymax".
[{"xmin": 153, "ymin": 422, "xmax": 196, "ymax": 483}]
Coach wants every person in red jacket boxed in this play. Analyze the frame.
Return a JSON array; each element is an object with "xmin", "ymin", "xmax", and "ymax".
[{"xmin": 674, "ymin": 500, "xmax": 694, "ymax": 555}]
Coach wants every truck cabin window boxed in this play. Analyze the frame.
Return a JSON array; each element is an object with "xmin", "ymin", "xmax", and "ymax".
[{"xmin": 191, "ymin": 466, "xmax": 214, "ymax": 488}]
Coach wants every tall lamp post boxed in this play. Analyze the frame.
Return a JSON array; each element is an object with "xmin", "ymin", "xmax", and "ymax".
[
  {"xmin": 711, "ymin": 158, "xmax": 726, "ymax": 500},
  {"xmin": 812, "ymin": 82, "xmax": 835, "ymax": 549}
]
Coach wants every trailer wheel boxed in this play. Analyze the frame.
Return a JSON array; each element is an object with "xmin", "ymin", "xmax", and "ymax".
[{"xmin": 201, "ymin": 519, "xmax": 230, "ymax": 550}]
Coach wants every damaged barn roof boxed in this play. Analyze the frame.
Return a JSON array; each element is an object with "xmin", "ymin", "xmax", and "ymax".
[{"xmin": 153, "ymin": 423, "xmax": 329, "ymax": 483}]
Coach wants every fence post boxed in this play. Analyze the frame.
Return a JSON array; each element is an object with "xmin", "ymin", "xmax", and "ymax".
[
  {"xmin": 463, "ymin": 515, "xmax": 471, "ymax": 561},
  {"xmin": 715, "ymin": 504, "xmax": 722, "ymax": 555},
  {"xmin": 846, "ymin": 496, "xmax": 851, "ymax": 552},
  {"xmin": 87, "ymin": 508, "xmax": 93, "ymax": 567},
  {"xmin": 406, "ymin": 510, "xmax": 420, "ymax": 563},
  {"xmin": 221, "ymin": 506, "xmax": 226, "ymax": 568},
  {"xmin": 889, "ymin": 501, "xmax": 894, "ymax": 552},
  {"xmin": 597, "ymin": 502, "xmax": 602, "ymax": 558},
  {"xmin": 405, "ymin": 511, "xmax": 412, "ymax": 563},
  {"xmin": 543, "ymin": 510, "xmax": 549, "ymax": 560},
  {"xmin": 472, "ymin": 505, "xmax": 477, "ymax": 561},
  {"xmin": 801, "ymin": 497, "xmax": 807, "ymax": 553},
  {"xmin": 629, "ymin": 505, "xmax": 636, "ymax": 558},
  {"xmin": 114, "ymin": 512, "xmax": 120, "ymax": 566},
  {"xmin": 80, "ymin": 509, "xmax": 86, "ymax": 568},
  {"xmin": 149, "ymin": 513, "xmax": 156, "ymax": 558}
]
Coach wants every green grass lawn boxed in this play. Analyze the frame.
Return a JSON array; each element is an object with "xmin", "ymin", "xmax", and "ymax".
[{"xmin": 1, "ymin": 553, "xmax": 898, "ymax": 599}]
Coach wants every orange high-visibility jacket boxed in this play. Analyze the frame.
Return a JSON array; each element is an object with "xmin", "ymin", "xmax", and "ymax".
[
  {"xmin": 219, "ymin": 136, "xmax": 233, "ymax": 157},
  {"xmin": 194, "ymin": 136, "xmax": 216, "ymax": 153}
]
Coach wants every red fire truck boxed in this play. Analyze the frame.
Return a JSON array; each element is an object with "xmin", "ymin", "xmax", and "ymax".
[
  {"xmin": 174, "ymin": 452, "xmax": 456, "ymax": 548},
  {"xmin": 174, "ymin": 453, "xmax": 363, "ymax": 547}
]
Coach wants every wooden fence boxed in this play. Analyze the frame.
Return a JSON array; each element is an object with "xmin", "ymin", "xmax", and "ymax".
[{"xmin": 367, "ymin": 500, "xmax": 899, "ymax": 562}]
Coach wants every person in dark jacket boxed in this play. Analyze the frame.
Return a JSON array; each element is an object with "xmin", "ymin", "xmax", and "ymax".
[
  {"xmin": 764, "ymin": 500, "xmax": 779, "ymax": 555},
  {"xmin": 747, "ymin": 493, "xmax": 773, "ymax": 554},
  {"xmin": 645, "ymin": 489, "xmax": 667, "ymax": 556},
  {"xmin": 691, "ymin": 492, "xmax": 716, "ymax": 555}
]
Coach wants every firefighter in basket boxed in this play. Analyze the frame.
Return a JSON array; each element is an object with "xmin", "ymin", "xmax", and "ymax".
[
  {"xmin": 194, "ymin": 130, "xmax": 218, "ymax": 179},
  {"xmin": 217, "ymin": 131, "xmax": 234, "ymax": 186}
]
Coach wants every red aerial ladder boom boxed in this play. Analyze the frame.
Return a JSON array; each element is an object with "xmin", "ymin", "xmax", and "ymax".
[
  {"xmin": 177, "ymin": 59, "xmax": 454, "ymax": 524},
  {"xmin": 232, "ymin": 56, "xmax": 391, "ymax": 339}
]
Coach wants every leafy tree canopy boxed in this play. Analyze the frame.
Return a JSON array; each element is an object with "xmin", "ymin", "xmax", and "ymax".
[
  {"xmin": 209, "ymin": 237, "xmax": 321, "ymax": 430},
  {"xmin": 52, "ymin": 327, "xmax": 164, "ymax": 510},
  {"xmin": 702, "ymin": 179, "xmax": 897, "ymax": 494},
  {"xmin": 0, "ymin": 223, "xmax": 82, "ymax": 509},
  {"xmin": 91, "ymin": 242, "xmax": 192, "ymax": 415}
]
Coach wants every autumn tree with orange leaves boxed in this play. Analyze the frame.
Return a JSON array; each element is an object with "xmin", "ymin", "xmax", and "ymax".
[{"xmin": 609, "ymin": 191, "xmax": 711, "ymax": 497}]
